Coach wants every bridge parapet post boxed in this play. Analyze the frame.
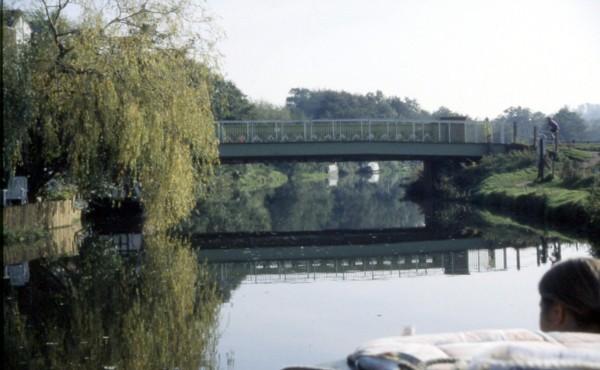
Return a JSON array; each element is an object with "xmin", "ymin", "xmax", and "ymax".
[
  {"xmin": 386, "ymin": 121, "xmax": 390, "ymax": 140},
  {"xmin": 303, "ymin": 121, "xmax": 307, "ymax": 141},
  {"xmin": 331, "ymin": 120, "xmax": 335, "ymax": 140}
]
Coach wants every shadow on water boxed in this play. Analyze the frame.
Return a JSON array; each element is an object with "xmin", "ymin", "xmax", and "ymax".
[{"xmin": 3, "ymin": 234, "xmax": 221, "ymax": 370}]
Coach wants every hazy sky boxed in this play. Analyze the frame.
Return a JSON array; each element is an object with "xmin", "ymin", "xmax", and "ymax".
[{"xmin": 207, "ymin": 0, "xmax": 599, "ymax": 119}]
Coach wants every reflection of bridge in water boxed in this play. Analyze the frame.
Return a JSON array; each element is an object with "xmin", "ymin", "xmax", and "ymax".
[
  {"xmin": 209, "ymin": 248, "xmax": 506, "ymax": 285},
  {"xmin": 3, "ymin": 225, "xmax": 564, "ymax": 287},
  {"xmin": 200, "ymin": 234, "xmax": 556, "ymax": 286}
]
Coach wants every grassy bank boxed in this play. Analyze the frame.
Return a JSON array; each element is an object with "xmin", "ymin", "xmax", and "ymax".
[
  {"xmin": 411, "ymin": 145, "xmax": 600, "ymax": 233},
  {"xmin": 474, "ymin": 167, "xmax": 591, "ymax": 225}
]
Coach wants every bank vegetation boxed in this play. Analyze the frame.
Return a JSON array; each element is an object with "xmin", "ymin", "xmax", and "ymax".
[{"xmin": 409, "ymin": 145, "xmax": 600, "ymax": 235}]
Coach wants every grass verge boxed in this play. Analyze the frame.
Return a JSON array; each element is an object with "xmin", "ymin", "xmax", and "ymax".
[{"xmin": 417, "ymin": 147, "xmax": 600, "ymax": 233}]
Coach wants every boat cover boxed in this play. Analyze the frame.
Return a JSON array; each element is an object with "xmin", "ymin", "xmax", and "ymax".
[{"xmin": 282, "ymin": 328, "xmax": 600, "ymax": 370}]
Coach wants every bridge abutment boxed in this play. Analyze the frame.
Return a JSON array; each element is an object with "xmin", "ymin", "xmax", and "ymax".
[{"xmin": 422, "ymin": 160, "xmax": 442, "ymax": 199}]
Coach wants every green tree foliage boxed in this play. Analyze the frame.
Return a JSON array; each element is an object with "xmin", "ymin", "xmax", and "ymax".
[
  {"xmin": 2, "ymin": 10, "xmax": 34, "ymax": 187},
  {"xmin": 431, "ymin": 106, "xmax": 466, "ymax": 119},
  {"xmin": 181, "ymin": 165, "xmax": 278, "ymax": 233},
  {"xmin": 15, "ymin": 0, "xmax": 219, "ymax": 229},
  {"xmin": 251, "ymin": 100, "xmax": 292, "ymax": 120},
  {"xmin": 583, "ymin": 118, "xmax": 600, "ymax": 142},
  {"xmin": 493, "ymin": 106, "xmax": 546, "ymax": 143},
  {"xmin": 578, "ymin": 103, "xmax": 600, "ymax": 141},
  {"xmin": 208, "ymin": 74, "xmax": 255, "ymax": 120},
  {"xmin": 285, "ymin": 88, "xmax": 429, "ymax": 120},
  {"xmin": 553, "ymin": 107, "xmax": 586, "ymax": 142},
  {"xmin": 207, "ymin": 76, "xmax": 291, "ymax": 120}
]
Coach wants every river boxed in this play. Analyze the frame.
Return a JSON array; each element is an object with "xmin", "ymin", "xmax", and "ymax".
[{"xmin": 3, "ymin": 161, "xmax": 597, "ymax": 370}]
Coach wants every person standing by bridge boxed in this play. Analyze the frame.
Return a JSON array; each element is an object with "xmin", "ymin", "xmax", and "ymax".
[
  {"xmin": 546, "ymin": 117, "xmax": 560, "ymax": 176},
  {"xmin": 547, "ymin": 117, "xmax": 560, "ymax": 138}
]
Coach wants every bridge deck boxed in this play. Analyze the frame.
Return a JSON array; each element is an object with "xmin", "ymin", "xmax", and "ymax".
[{"xmin": 219, "ymin": 141, "xmax": 508, "ymax": 162}]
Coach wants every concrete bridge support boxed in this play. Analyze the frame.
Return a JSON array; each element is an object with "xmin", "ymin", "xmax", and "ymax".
[
  {"xmin": 421, "ymin": 158, "xmax": 473, "ymax": 199},
  {"xmin": 422, "ymin": 160, "xmax": 442, "ymax": 199}
]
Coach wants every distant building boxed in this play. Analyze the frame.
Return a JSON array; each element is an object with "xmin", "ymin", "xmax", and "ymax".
[{"xmin": 3, "ymin": 9, "xmax": 32, "ymax": 45}]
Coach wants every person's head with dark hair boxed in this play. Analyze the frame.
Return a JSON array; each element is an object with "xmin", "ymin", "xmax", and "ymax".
[{"xmin": 538, "ymin": 257, "xmax": 600, "ymax": 333}]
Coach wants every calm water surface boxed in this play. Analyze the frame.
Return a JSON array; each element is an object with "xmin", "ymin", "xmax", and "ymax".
[{"xmin": 3, "ymin": 163, "xmax": 597, "ymax": 370}]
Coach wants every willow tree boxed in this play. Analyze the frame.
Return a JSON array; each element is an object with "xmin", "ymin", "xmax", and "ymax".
[
  {"xmin": 23, "ymin": 0, "xmax": 219, "ymax": 229},
  {"xmin": 2, "ymin": 10, "xmax": 34, "ymax": 187}
]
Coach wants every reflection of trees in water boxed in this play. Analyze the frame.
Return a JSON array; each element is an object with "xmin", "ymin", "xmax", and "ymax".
[
  {"xmin": 328, "ymin": 180, "xmax": 423, "ymax": 230},
  {"xmin": 3, "ymin": 236, "xmax": 220, "ymax": 369},
  {"xmin": 181, "ymin": 163, "xmax": 424, "ymax": 233},
  {"xmin": 268, "ymin": 174, "xmax": 424, "ymax": 231},
  {"xmin": 425, "ymin": 203, "xmax": 574, "ymax": 249},
  {"xmin": 427, "ymin": 203, "xmax": 596, "ymax": 264},
  {"xmin": 181, "ymin": 172, "xmax": 273, "ymax": 233},
  {"xmin": 268, "ymin": 180, "xmax": 334, "ymax": 231}
]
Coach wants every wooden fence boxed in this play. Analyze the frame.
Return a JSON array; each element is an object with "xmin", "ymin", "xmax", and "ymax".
[
  {"xmin": 2, "ymin": 199, "xmax": 82, "ymax": 231},
  {"xmin": 3, "ymin": 221, "xmax": 82, "ymax": 265}
]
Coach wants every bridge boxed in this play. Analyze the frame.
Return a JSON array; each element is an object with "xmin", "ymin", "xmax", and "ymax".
[{"xmin": 217, "ymin": 119, "xmax": 519, "ymax": 163}]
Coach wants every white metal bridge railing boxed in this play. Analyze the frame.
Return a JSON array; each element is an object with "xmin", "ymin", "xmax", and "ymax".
[{"xmin": 216, "ymin": 119, "xmax": 515, "ymax": 145}]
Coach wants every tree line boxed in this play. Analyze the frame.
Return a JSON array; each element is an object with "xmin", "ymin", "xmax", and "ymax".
[{"xmin": 210, "ymin": 82, "xmax": 595, "ymax": 144}]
